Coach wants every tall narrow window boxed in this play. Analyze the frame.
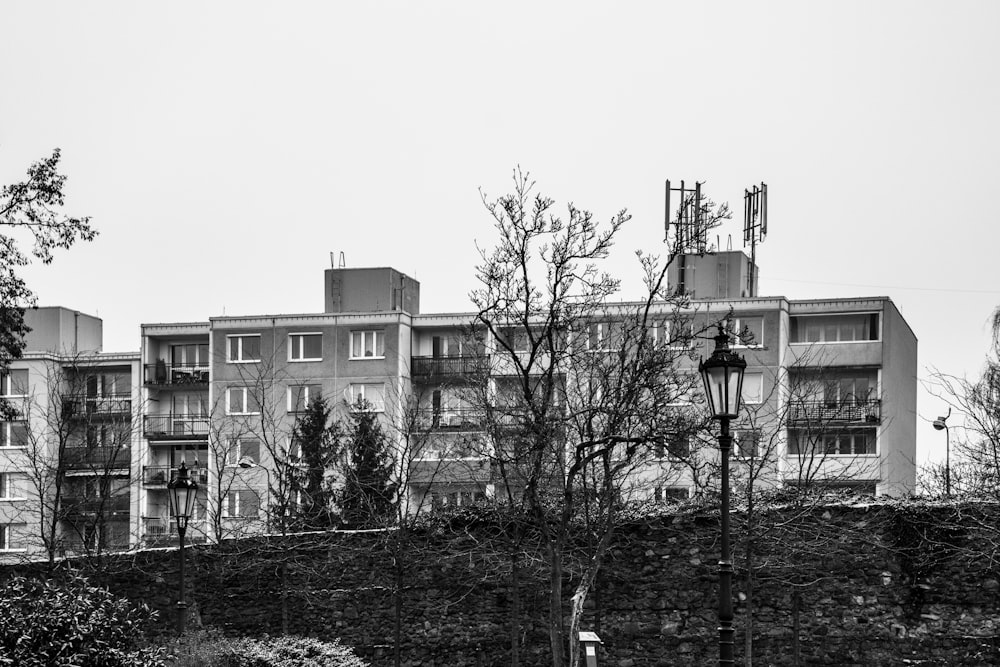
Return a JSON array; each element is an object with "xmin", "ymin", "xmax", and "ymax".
[
  {"xmin": 0, "ymin": 524, "xmax": 24, "ymax": 551},
  {"xmin": 0, "ymin": 422, "xmax": 27, "ymax": 448},
  {"xmin": 0, "ymin": 370, "xmax": 27, "ymax": 396},
  {"xmin": 289, "ymin": 333, "xmax": 322, "ymax": 361}
]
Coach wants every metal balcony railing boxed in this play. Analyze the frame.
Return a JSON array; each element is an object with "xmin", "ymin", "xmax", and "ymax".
[
  {"xmin": 141, "ymin": 517, "xmax": 209, "ymax": 544},
  {"xmin": 414, "ymin": 408, "xmax": 485, "ymax": 431},
  {"xmin": 63, "ymin": 447, "xmax": 131, "ymax": 470},
  {"xmin": 62, "ymin": 495, "xmax": 130, "ymax": 516},
  {"xmin": 411, "ymin": 355, "xmax": 489, "ymax": 378},
  {"xmin": 62, "ymin": 395, "xmax": 132, "ymax": 418},
  {"xmin": 143, "ymin": 362, "xmax": 210, "ymax": 387},
  {"xmin": 788, "ymin": 399, "xmax": 881, "ymax": 425},
  {"xmin": 142, "ymin": 465, "xmax": 209, "ymax": 486},
  {"xmin": 143, "ymin": 414, "xmax": 210, "ymax": 439}
]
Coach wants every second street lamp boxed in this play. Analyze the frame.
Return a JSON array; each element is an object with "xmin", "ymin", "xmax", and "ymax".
[
  {"xmin": 168, "ymin": 461, "xmax": 199, "ymax": 635},
  {"xmin": 932, "ymin": 408, "xmax": 951, "ymax": 496},
  {"xmin": 699, "ymin": 323, "xmax": 747, "ymax": 667}
]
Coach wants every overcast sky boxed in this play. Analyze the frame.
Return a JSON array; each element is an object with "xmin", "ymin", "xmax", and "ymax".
[{"xmin": 2, "ymin": 1, "xmax": 998, "ymax": 468}]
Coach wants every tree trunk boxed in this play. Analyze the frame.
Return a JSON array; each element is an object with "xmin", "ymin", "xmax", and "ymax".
[
  {"xmin": 511, "ymin": 552, "xmax": 520, "ymax": 667},
  {"xmin": 280, "ymin": 560, "xmax": 289, "ymax": 634},
  {"xmin": 547, "ymin": 545, "xmax": 565, "ymax": 667},
  {"xmin": 792, "ymin": 589, "xmax": 801, "ymax": 667}
]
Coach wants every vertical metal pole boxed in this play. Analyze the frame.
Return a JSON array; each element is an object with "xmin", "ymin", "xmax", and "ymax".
[
  {"xmin": 718, "ymin": 417, "xmax": 735, "ymax": 666},
  {"xmin": 177, "ymin": 525, "xmax": 187, "ymax": 635},
  {"xmin": 945, "ymin": 426, "xmax": 951, "ymax": 497}
]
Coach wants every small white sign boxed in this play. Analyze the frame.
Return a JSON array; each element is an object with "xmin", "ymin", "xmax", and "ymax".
[{"xmin": 586, "ymin": 646, "xmax": 596, "ymax": 657}]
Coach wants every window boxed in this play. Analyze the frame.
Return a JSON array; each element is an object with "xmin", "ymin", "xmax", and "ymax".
[
  {"xmin": 790, "ymin": 314, "xmax": 879, "ymax": 343},
  {"xmin": 654, "ymin": 486, "xmax": 689, "ymax": 503},
  {"xmin": 430, "ymin": 488, "xmax": 487, "ymax": 510},
  {"xmin": 498, "ymin": 328, "xmax": 529, "ymax": 353},
  {"xmin": 649, "ymin": 318, "xmax": 693, "ymax": 349},
  {"xmin": 222, "ymin": 490, "xmax": 260, "ymax": 519},
  {"xmin": 586, "ymin": 322, "xmax": 623, "ymax": 351},
  {"xmin": 289, "ymin": 333, "xmax": 322, "ymax": 361},
  {"xmin": 227, "ymin": 334, "xmax": 261, "ymax": 362},
  {"xmin": 288, "ymin": 384, "xmax": 322, "ymax": 412},
  {"xmin": 285, "ymin": 437, "xmax": 302, "ymax": 465},
  {"xmin": 731, "ymin": 317, "xmax": 764, "ymax": 347},
  {"xmin": 227, "ymin": 439, "xmax": 260, "ymax": 466},
  {"xmin": 741, "ymin": 372, "xmax": 764, "ymax": 405},
  {"xmin": 789, "ymin": 430, "xmax": 876, "ymax": 456},
  {"xmin": 348, "ymin": 383, "xmax": 385, "ymax": 411},
  {"xmin": 350, "ymin": 331, "xmax": 384, "ymax": 359},
  {"xmin": 0, "ymin": 524, "xmax": 25, "ymax": 551},
  {"xmin": 0, "ymin": 370, "xmax": 27, "ymax": 397},
  {"xmin": 226, "ymin": 387, "xmax": 261, "ymax": 415},
  {"xmin": 734, "ymin": 429, "xmax": 763, "ymax": 459},
  {"xmin": 0, "ymin": 422, "xmax": 27, "ymax": 449},
  {"xmin": 0, "ymin": 473, "xmax": 24, "ymax": 500},
  {"xmin": 171, "ymin": 344, "xmax": 209, "ymax": 367},
  {"xmin": 656, "ymin": 434, "xmax": 690, "ymax": 459}
]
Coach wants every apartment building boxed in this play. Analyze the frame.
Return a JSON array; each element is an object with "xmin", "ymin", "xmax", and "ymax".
[
  {"xmin": 0, "ymin": 254, "xmax": 917, "ymax": 558},
  {"xmin": 0, "ymin": 308, "xmax": 139, "ymax": 561}
]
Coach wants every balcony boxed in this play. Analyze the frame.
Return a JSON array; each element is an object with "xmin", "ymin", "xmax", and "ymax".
[
  {"xmin": 414, "ymin": 408, "xmax": 485, "ymax": 431},
  {"xmin": 141, "ymin": 517, "xmax": 209, "ymax": 545},
  {"xmin": 411, "ymin": 355, "xmax": 488, "ymax": 379},
  {"xmin": 144, "ymin": 362, "xmax": 209, "ymax": 388},
  {"xmin": 143, "ymin": 414, "xmax": 209, "ymax": 440},
  {"xmin": 788, "ymin": 399, "xmax": 881, "ymax": 425},
  {"xmin": 62, "ymin": 395, "xmax": 132, "ymax": 419},
  {"xmin": 64, "ymin": 447, "xmax": 131, "ymax": 470},
  {"xmin": 62, "ymin": 495, "xmax": 130, "ymax": 517},
  {"xmin": 143, "ymin": 465, "xmax": 209, "ymax": 486},
  {"xmin": 409, "ymin": 459, "xmax": 490, "ymax": 484}
]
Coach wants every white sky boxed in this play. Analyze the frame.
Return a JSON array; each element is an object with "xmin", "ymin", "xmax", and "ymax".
[{"xmin": 2, "ymin": 1, "xmax": 998, "ymax": 469}]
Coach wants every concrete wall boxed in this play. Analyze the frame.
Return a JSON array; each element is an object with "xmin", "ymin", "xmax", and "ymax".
[{"xmin": 23, "ymin": 307, "xmax": 103, "ymax": 354}]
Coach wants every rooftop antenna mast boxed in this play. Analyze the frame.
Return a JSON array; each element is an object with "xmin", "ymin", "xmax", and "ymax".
[
  {"xmin": 742, "ymin": 183, "xmax": 768, "ymax": 297},
  {"xmin": 665, "ymin": 180, "xmax": 708, "ymax": 295}
]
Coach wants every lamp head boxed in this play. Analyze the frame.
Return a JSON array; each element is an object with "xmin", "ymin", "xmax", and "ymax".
[
  {"xmin": 933, "ymin": 418, "xmax": 947, "ymax": 431},
  {"xmin": 699, "ymin": 323, "xmax": 747, "ymax": 421},
  {"xmin": 168, "ymin": 461, "xmax": 199, "ymax": 529}
]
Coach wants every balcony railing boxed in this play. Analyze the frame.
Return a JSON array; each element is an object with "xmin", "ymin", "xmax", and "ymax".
[
  {"xmin": 142, "ymin": 465, "xmax": 209, "ymax": 486},
  {"xmin": 62, "ymin": 395, "xmax": 132, "ymax": 418},
  {"xmin": 411, "ymin": 355, "xmax": 488, "ymax": 378},
  {"xmin": 144, "ymin": 362, "xmax": 210, "ymax": 387},
  {"xmin": 62, "ymin": 495, "xmax": 130, "ymax": 516},
  {"xmin": 143, "ymin": 414, "xmax": 210, "ymax": 440},
  {"xmin": 788, "ymin": 399, "xmax": 881, "ymax": 425},
  {"xmin": 141, "ymin": 517, "xmax": 209, "ymax": 544},
  {"xmin": 63, "ymin": 447, "xmax": 131, "ymax": 470},
  {"xmin": 414, "ymin": 408, "xmax": 485, "ymax": 431}
]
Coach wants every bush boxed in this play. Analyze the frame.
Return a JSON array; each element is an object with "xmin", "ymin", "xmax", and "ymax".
[
  {"xmin": 0, "ymin": 575, "xmax": 165, "ymax": 667},
  {"xmin": 164, "ymin": 632, "xmax": 368, "ymax": 667}
]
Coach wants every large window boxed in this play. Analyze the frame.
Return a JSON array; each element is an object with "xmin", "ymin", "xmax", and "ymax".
[
  {"xmin": 289, "ymin": 333, "xmax": 322, "ymax": 361},
  {"xmin": 649, "ymin": 318, "xmax": 694, "ymax": 349},
  {"xmin": 227, "ymin": 335, "xmax": 261, "ymax": 362},
  {"xmin": 654, "ymin": 486, "xmax": 689, "ymax": 503},
  {"xmin": 734, "ymin": 429, "xmax": 763, "ymax": 459},
  {"xmin": 171, "ymin": 344, "xmax": 209, "ymax": 367},
  {"xmin": 350, "ymin": 331, "xmax": 384, "ymax": 359},
  {"xmin": 288, "ymin": 384, "xmax": 322, "ymax": 412},
  {"xmin": 656, "ymin": 434, "xmax": 690, "ymax": 459},
  {"xmin": 741, "ymin": 372, "xmax": 764, "ymax": 405},
  {"xmin": 586, "ymin": 322, "xmax": 623, "ymax": 351},
  {"xmin": 226, "ymin": 387, "xmax": 261, "ymax": 415},
  {"xmin": 222, "ymin": 490, "xmax": 260, "ymax": 519},
  {"xmin": 732, "ymin": 317, "xmax": 764, "ymax": 347},
  {"xmin": 226, "ymin": 438, "xmax": 260, "ymax": 466},
  {"xmin": 0, "ymin": 370, "xmax": 27, "ymax": 397},
  {"xmin": 0, "ymin": 473, "xmax": 24, "ymax": 500},
  {"xmin": 0, "ymin": 422, "xmax": 27, "ymax": 449},
  {"xmin": 791, "ymin": 314, "xmax": 879, "ymax": 343},
  {"xmin": 789, "ymin": 430, "xmax": 876, "ymax": 456},
  {"xmin": 0, "ymin": 524, "xmax": 25, "ymax": 551},
  {"xmin": 348, "ymin": 383, "xmax": 385, "ymax": 411}
]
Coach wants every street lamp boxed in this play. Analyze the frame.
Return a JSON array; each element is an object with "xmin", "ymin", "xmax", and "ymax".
[
  {"xmin": 238, "ymin": 456, "xmax": 271, "ymax": 532},
  {"xmin": 168, "ymin": 461, "xmax": 199, "ymax": 635},
  {"xmin": 932, "ymin": 408, "xmax": 951, "ymax": 496},
  {"xmin": 699, "ymin": 323, "xmax": 747, "ymax": 667}
]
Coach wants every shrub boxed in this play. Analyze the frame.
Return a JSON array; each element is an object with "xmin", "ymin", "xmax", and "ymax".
[
  {"xmin": 0, "ymin": 575, "xmax": 165, "ymax": 667},
  {"xmin": 164, "ymin": 633, "xmax": 368, "ymax": 667}
]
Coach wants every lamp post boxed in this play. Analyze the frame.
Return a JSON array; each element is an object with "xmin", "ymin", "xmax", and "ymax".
[
  {"xmin": 932, "ymin": 408, "xmax": 951, "ymax": 496},
  {"xmin": 168, "ymin": 461, "xmax": 199, "ymax": 635},
  {"xmin": 699, "ymin": 323, "xmax": 747, "ymax": 667},
  {"xmin": 238, "ymin": 456, "xmax": 271, "ymax": 532}
]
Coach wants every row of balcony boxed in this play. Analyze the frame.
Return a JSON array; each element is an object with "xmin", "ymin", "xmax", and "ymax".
[
  {"xmin": 141, "ymin": 517, "xmax": 209, "ymax": 544},
  {"xmin": 788, "ymin": 399, "xmax": 881, "ymax": 425},
  {"xmin": 64, "ymin": 447, "xmax": 131, "ymax": 470},
  {"xmin": 62, "ymin": 395, "xmax": 132, "ymax": 418},
  {"xmin": 141, "ymin": 465, "xmax": 209, "ymax": 486},
  {"xmin": 61, "ymin": 495, "xmax": 130, "ymax": 516},
  {"xmin": 411, "ymin": 355, "xmax": 489, "ymax": 378},
  {"xmin": 144, "ymin": 362, "xmax": 209, "ymax": 387}
]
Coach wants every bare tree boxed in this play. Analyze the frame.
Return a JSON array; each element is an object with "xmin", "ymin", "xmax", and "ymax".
[{"xmin": 467, "ymin": 168, "xmax": 728, "ymax": 667}]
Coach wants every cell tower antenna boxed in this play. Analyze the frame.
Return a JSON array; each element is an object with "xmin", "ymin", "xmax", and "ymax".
[
  {"xmin": 743, "ymin": 182, "xmax": 768, "ymax": 296},
  {"xmin": 666, "ymin": 179, "xmax": 711, "ymax": 296}
]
